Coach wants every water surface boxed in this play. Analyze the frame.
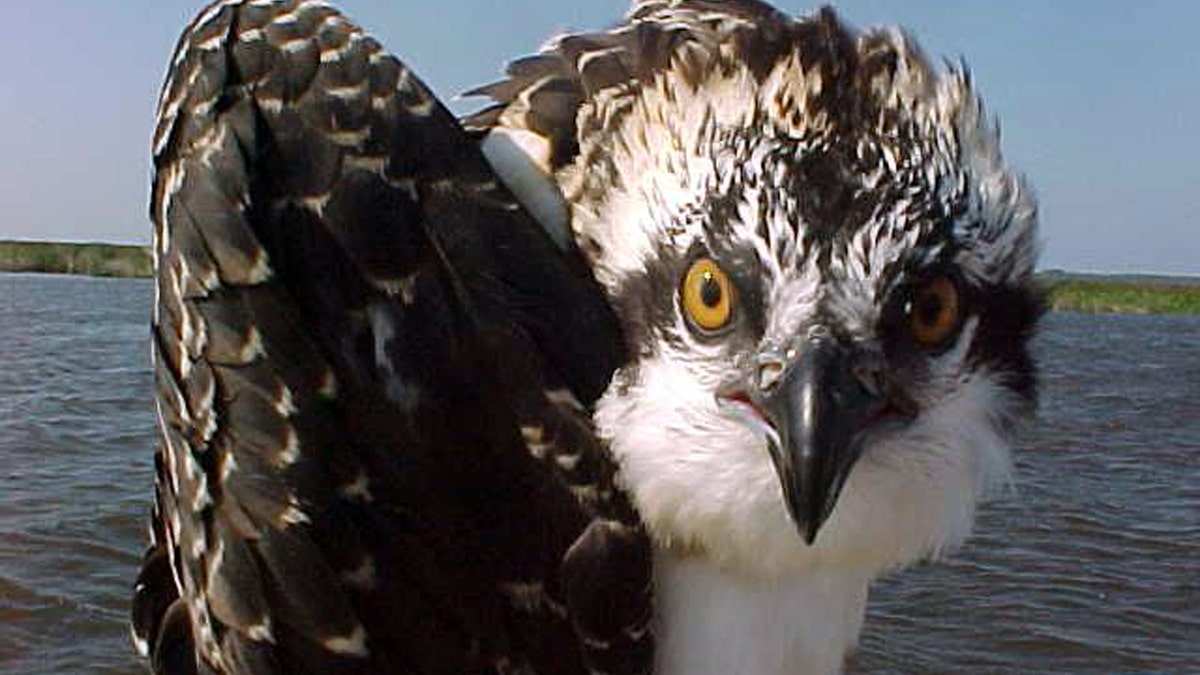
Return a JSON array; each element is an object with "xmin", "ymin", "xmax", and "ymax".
[{"xmin": 1, "ymin": 273, "xmax": 1196, "ymax": 673}]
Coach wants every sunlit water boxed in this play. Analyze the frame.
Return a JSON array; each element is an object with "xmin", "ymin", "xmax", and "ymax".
[{"xmin": 1, "ymin": 273, "xmax": 1197, "ymax": 673}]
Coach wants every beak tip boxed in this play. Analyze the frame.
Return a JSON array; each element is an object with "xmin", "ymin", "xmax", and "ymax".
[
  {"xmin": 797, "ymin": 512, "xmax": 825, "ymax": 546},
  {"xmin": 781, "ymin": 494, "xmax": 826, "ymax": 546}
]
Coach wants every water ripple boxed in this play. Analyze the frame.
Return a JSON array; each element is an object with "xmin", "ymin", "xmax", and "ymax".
[{"xmin": 2, "ymin": 279, "xmax": 1198, "ymax": 673}]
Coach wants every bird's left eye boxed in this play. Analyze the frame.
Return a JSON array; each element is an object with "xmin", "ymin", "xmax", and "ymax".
[
  {"xmin": 681, "ymin": 258, "xmax": 734, "ymax": 333},
  {"xmin": 905, "ymin": 276, "xmax": 962, "ymax": 348}
]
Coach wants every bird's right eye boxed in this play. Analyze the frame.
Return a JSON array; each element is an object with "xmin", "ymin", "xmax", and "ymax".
[{"xmin": 681, "ymin": 258, "xmax": 735, "ymax": 333}]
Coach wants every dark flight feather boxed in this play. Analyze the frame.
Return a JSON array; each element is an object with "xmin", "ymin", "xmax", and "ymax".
[{"xmin": 135, "ymin": 1, "xmax": 650, "ymax": 674}]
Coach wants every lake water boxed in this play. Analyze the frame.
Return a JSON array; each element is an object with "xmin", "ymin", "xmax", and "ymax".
[{"xmin": 1, "ymin": 272, "xmax": 1197, "ymax": 673}]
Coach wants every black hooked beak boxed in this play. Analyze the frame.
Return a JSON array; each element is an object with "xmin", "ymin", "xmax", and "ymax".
[{"xmin": 719, "ymin": 337, "xmax": 903, "ymax": 545}]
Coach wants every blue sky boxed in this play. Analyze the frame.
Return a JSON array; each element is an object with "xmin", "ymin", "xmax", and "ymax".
[{"xmin": 1, "ymin": 1, "xmax": 1196, "ymax": 275}]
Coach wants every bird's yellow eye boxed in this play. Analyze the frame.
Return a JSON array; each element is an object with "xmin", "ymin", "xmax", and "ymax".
[
  {"xmin": 681, "ymin": 258, "xmax": 734, "ymax": 332},
  {"xmin": 906, "ymin": 276, "xmax": 961, "ymax": 348}
]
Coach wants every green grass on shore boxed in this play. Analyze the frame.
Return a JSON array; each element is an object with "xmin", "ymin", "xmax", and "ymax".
[
  {"xmin": 0, "ymin": 240, "xmax": 152, "ymax": 278},
  {"xmin": 1041, "ymin": 279, "xmax": 1200, "ymax": 315}
]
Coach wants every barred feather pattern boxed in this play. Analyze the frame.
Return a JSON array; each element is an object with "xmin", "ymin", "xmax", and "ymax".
[{"xmin": 134, "ymin": 2, "xmax": 651, "ymax": 674}]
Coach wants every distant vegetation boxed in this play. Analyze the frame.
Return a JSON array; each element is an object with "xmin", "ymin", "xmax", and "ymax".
[
  {"xmin": 0, "ymin": 240, "xmax": 152, "ymax": 278},
  {"xmin": 1040, "ymin": 278, "xmax": 1200, "ymax": 315},
  {"xmin": 2, "ymin": 240, "xmax": 1197, "ymax": 315}
]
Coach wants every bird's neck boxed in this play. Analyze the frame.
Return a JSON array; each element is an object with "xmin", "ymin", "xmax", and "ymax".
[{"xmin": 653, "ymin": 546, "xmax": 871, "ymax": 675}]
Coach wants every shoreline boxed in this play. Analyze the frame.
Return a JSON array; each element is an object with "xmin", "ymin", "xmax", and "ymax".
[
  {"xmin": 1038, "ymin": 278, "xmax": 1200, "ymax": 315},
  {"xmin": 2, "ymin": 240, "xmax": 1197, "ymax": 315},
  {"xmin": 0, "ymin": 240, "xmax": 151, "ymax": 279}
]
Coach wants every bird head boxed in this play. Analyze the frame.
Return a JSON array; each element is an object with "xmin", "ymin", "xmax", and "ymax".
[{"xmin": 472, "ymin": 1, "xmax": 1041, "ymax": 580}]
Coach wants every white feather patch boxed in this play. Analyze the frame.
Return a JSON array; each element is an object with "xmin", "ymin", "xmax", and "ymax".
[
  {"xmin": 323, "ymin": 624, "xmax": 368, "ymax": 657},
  {"xmin": 654, "ymin": 549, "xmax": 869, "ymax": 675}
]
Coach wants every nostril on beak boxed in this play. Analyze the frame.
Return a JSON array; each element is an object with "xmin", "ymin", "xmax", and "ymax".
[{"xmin": 757, "ymin": 354, "xmax": 786, "ymax": 392}]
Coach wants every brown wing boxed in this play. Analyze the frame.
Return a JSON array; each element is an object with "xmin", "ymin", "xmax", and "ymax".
[{"xmin": 131, "ymin": 1, "xmax": 650, "ymax": 674}]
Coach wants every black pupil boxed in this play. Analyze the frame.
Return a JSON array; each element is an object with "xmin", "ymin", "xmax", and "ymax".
[
  {"xmin": 915, "ymin": 289, "xmax": 943, "ymax": 326},
  {"xmin": 700, "ymin": 273, "xmax": 722, "ymax": 307}
]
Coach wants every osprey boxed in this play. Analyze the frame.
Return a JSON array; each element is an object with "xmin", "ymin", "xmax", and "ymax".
[{"xmin": 132, "ymin": 1, "xmax": 1041, "ymax": 674}]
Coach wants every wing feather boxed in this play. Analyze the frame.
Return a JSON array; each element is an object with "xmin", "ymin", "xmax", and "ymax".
[{"xmin": 136, "ymin": 2, "xmax": 649, "ymax": 674}]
